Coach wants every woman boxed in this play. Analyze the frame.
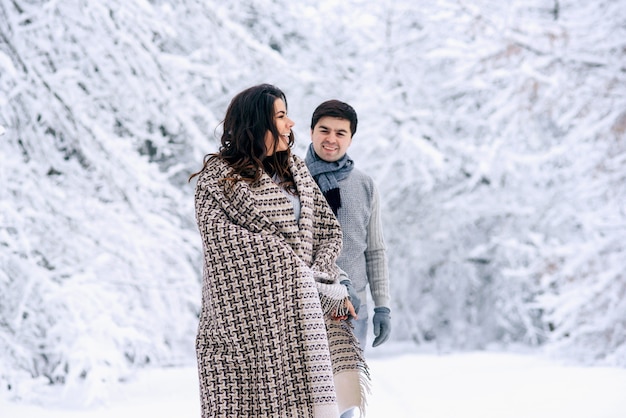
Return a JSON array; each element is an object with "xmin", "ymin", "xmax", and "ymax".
[{"xmin": 190, "ymin": 84, "xmax": 369, "ymax": 417}]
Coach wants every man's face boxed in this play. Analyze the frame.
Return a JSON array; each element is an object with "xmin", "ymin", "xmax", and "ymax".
[{"xmin": 310, "ymin": 116, "xmax": 352, "ymax": 162}]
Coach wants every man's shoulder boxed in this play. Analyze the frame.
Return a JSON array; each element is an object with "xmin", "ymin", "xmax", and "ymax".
[
  {"xmin": 342, "ymin": 167, "xmax": 377, "ymax": 200},
  {"xmin": 347, "ymin": 167, "xmax": 375, "ymax": 186}
]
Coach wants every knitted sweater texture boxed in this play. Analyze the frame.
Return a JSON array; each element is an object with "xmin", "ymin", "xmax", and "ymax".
[{"xmin": 334, "ymin": 168, "xmax": 390, "ymax": 308}]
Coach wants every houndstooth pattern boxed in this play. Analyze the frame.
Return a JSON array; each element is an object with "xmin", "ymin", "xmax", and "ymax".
[{"xmin": 194, "ymin": 154, "xmax": 368, "ymax": 418}]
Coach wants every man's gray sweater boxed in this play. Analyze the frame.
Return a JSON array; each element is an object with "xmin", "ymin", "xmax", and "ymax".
[{"xmin": 335, "ymin": 168, "xmax": 390, "ymax": 308}]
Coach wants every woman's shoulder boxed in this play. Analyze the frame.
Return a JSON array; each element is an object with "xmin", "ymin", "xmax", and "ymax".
[
  {"xmin": 291, "ymin": 152, "xmax": 305, "ymax": 165},
  {"xmin": 195, "ymin": 155, "xmax": 229, "ymax": 183},
  {"xmin": 290, "ymin": 152, "xmax": 309, "ymax": 173}
]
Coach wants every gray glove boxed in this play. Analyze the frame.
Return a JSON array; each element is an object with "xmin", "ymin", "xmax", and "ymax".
[
  {"xmin": 372, "ymin": 307, "xmax": 391, "ymax": 347},
  {"xmin": 340, "ymin": 280, "xmax": 361, "ymax": 316}
]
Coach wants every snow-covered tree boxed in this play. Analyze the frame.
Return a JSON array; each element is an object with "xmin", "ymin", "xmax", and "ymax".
[{"xmin": 360, "ymin": 0, "xmax": 626, "ymax": 362}]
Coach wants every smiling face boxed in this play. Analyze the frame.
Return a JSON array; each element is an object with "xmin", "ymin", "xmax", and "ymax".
[
  {"xmin": 264, "ymin": 98, "xmax": 294, "ymax": 156},
  {"xmin": 310, "ymin": 116, "xmax": 353, "ymax": 162}
]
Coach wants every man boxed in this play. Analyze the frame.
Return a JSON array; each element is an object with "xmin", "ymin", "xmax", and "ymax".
[{"xmin": 305, "ymin": 99, "xmax": 391, "ymax": 352}]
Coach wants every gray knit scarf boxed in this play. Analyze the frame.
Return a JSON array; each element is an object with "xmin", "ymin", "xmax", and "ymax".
[{"xmin": 305, "ymin": 143, "xmax": 354, "ymax": 215}]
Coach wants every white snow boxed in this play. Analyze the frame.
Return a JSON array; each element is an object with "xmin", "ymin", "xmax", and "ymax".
[{"xmin": 2, "ymin": 344, "xmax": 625, "ymax": 418}]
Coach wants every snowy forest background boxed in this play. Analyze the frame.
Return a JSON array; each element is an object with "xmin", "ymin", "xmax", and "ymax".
[{"xmin": 1, "ymin": 0, "xmax": 625, "ymax": 404}]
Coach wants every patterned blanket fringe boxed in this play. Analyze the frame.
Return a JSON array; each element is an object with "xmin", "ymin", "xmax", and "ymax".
[
  {"xmin": 315, "ymin": 276, "xmax": 349, "ymax": 317},
  {"xmin": 336, "ymin": 315, "xmax": 371, "ymax": 417},
  {"xmin": 314, "ymin": 274, "xmax": 368, "ymax": 413},
  {"xmin": 358, "ymin": 364, "xmax": 372, "ymax": 417}
]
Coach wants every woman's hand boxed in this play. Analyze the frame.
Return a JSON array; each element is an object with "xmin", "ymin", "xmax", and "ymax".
[{"xmin": 331, "ymin": 298, "xmax": 358, "ymax": 321}]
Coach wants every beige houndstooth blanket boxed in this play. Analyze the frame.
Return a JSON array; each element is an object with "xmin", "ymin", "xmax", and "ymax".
[{"xmin": 194, "ymin": 153, "xmax": 368, "ymax": 417}]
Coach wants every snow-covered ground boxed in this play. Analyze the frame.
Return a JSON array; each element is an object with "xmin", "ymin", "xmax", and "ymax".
[{"xmin": 2, "ymin": 343, "xmax": 625, "ymax": 418}]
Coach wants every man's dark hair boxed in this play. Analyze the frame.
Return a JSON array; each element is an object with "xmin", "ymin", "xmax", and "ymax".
[{"xmin": 310, "ymin": 100, "xmax": 358, "ymax": 136}]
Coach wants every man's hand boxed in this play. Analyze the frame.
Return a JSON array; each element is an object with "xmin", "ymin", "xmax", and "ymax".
[
  {"xmin": 331, "ymin": 298, "xmax": 357, "ymax": 321},
  {"xmin": 340, "ymin": 279, "xmax": 361, "ymax": 316},
  {"xmin": 372, "ymin": 307, "xmax": 391, "ymax": 347}
]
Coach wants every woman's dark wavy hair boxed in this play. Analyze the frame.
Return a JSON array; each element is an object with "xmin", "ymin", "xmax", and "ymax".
[{"xmin": 189, "ymin": 84, "xmax": 295, "ymax": 190}]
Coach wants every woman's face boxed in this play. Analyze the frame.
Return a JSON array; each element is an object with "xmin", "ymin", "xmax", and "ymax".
[{"xmin": 264, "ymin": 98, "xmax": 294, "ymax": 156}]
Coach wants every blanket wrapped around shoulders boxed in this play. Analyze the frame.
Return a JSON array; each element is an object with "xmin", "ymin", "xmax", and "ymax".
[{"xmin": 194, "ymin": 153, "xmax": 369, "ymax": 418}]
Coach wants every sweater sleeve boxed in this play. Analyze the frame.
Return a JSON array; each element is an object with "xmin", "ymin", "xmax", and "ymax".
[{"xmin": 364, "ymin": 185, "xmax": 390, "ymax": 308}]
